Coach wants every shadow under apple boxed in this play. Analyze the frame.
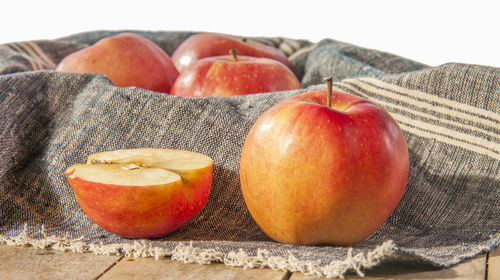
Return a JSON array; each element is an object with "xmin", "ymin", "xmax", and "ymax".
[
  {"xmin": 361, "ymin": 147, "xmax": 499, "ymax": 249},
  {"xmin": 155, "ymin": 164, "xmax": 272, "ymax": 242}
]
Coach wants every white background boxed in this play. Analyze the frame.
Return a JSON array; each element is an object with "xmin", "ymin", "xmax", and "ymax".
[{"xmin": 1, "ymin": 0, "xmax": 498, "ymax": 67}]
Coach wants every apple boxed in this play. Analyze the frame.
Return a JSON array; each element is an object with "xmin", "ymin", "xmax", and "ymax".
[
  {"xmin": 56, "ymin": 32, "xmax": 179, "ymax": 93},
  {"xmin": 240, "ymin": 77, "xmax": 409, "ymax": 246},
  {"xmin": 170, "ymin": 49, "xmax": 301, "ymax": 97},
  {"xmin": 65, "ymin": 148, "xmax": 213, "ymax": 239},
  {"xmin": 171, "ymin": 33, "xmax": 295, "ymax": 73}
]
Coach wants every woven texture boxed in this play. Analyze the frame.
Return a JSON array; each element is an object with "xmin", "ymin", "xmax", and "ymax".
[{"xmin": 0, "ymin": 30, "xmax": 498, "ymax": 278}]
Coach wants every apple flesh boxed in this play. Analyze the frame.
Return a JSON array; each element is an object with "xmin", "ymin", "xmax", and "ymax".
[
  {"xmin": 65, "ymin": 148, "xmax": 213, "ymax": 239},
  {"xmin": 56, "ymin": 33, "xmax": 179, "ymax": 93},
  {"xmin": 240, "ymin": 86, "xmax": 409, "ymax": 246},
  {"xmin": 170, "ymin": 51, "xmax": 301, "ymax": 97},
  {"xmin": 172, "ymin": 33, "xmax": 295, "ymax": 73}
]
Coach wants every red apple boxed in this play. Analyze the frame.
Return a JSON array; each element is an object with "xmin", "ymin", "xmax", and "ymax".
[
  {"xmin": 240, "ymin": 78, "xmax": 409, "ymax": 246},
  {"xmin": 170, "ymin": 49, "xmax": 301, "ymax": 97},
  {"xmin": 56, "ymin": 33, "xmax": 179, "ymax": 93},
  {"xmin": 172, "ymin": 33, "xmax": 295, "ymax": 73},
  {"xmin": 65, "ymin": 148, "xmax": 213, "ymax": 239}
]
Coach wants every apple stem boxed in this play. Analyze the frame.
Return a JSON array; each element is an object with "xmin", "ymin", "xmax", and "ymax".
[
  {"xmin": 229, "ymin": 49, "xmax": 238, "ymax": 62},
  {"xmin": 241, "ymin": 37, "xmax": 248, "ymax": 43},
  {"xmin": 324, "ymin": 76, "xmax": 333, "ymax": 108}
]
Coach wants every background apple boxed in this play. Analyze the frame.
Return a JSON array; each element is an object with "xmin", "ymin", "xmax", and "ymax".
[
  {"xmin": 171, "ymin": 33, "xmax": 295, "ymax": 73},
  {"xmin": 56, "ymin": 32, "xmax": 179, "ymax": 93},
  {"xmin": 65, "ymin": 148, "xmax": 213, "ymax": 239},
  {"xmin": 170, "ymin": 49, "xmax": 301, "ymax": 97},
  {"xmin": 240, "ymin": 78, "xmax": 409, "ymax": 246}
]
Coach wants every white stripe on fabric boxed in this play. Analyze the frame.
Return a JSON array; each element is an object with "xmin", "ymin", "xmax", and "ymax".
[
  {"xmin": 336, "ymin": 80, "xmax": 500, "ymax": 160},
  {"xmin": 399, "ymin": 123, "xmax": 499, "ymax": 160},
  {"xmin": 5, "ymin": 43, "xmax": 41, "ymax": 70},
  {"xmin": 24, "ymin": 41, "xmax": 57, "ymax": 69},
  {"xmin": 337, "ymin": 82, "xmax": 499, "ymax": 141},
  {"xmin": 347, "ymin": 78, "xmax": 499, "ymax": 128}
]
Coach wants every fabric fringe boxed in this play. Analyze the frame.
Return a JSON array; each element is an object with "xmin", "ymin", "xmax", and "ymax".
[{"xmin": 0, "ymin": 225, "xmax": 397, "ymax": 278}]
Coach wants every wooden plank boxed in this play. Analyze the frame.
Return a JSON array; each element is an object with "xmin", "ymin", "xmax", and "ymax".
[
  {"xmin": 1, "ymin": 242, "xmax": 494, "ymax": 279},
  {"xmin": 488, "ymin": 247, "xmax": 500, "ymax": 280},
  {"xmin": 99, "ymin": 256, "xmax": 289, "ymax": 280},
  {"xmin": 289, "ymin": 253, "xmax": 486, "ymax": 280},
  {"xmin": 0, "ymin": 244, "xmax": 121, "ymax": 280}
]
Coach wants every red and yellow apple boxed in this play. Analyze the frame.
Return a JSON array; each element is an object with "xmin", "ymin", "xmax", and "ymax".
[
  {"xmin": 170, "ymin": 49, "xmax": 301, "ymax": 97},
  {"xmin": 240, "ymin": 78, "xmax": 409, "ymax": 246},
  {"xmin": 65, "ymin": 148, "xmax": 213, "ymax": 239},
  {"xmin": 171, "ymin": 33, "xmax": 295, "ymax": 73},
  {"xmin": 56, "ymin": 33, "xmax": 179, "ymax": 93}
]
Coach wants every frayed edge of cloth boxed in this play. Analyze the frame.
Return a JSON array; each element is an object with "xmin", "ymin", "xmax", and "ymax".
[
  {"xmin": 0, "ymin": 225, "xmax": 397, "ymax": 279},
  {"xmin": 221, "ymin": 241, "xmax": 396, "ymax": 278}
]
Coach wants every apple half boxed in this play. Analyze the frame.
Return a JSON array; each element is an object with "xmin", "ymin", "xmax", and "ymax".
[{"xmin": 65, "ymin": 148, "xmax": 213, "ymax": 239}]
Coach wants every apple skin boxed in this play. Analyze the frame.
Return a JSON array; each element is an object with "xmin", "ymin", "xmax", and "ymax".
[
  {"xmin": 66, "ymin": 171, "xmax": 211, "ymax": 239},
  {"xmin": 171, "ymin": 33, "xmax": 295, "ymax": 73},
  {"xmin": 240, "ymin": 89, "xmax": 409, "ymax": 246},
  {"xmin": 170, "ymin": 54, "xmax": 301, "ymax": 97},
  {"xmin": 65, "ymin": 149, "xmax": 213, "ymax": 239},
  {"xmin": 56, "ymin": 32, "xmax": 179, "ymax": 93}
]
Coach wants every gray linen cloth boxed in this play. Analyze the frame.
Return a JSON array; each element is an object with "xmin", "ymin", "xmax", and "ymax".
[{"xmin": 0, "ymin": 30, "xmax": 498, "ymax": 278}]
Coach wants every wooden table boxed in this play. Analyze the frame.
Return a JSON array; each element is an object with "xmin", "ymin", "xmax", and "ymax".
[{"xmin": 0, "ymin": 244, "xmax": 497, "ymax": 279}]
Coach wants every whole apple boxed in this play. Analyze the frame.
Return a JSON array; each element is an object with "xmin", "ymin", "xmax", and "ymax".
[
  {"xmin": 170, "ymin": 49, "xmax": 301, "ymax": 97},
  {"xmin": 56, "ymin": 33, "xmax": 179, "ymax": 93},
  {"xmin": 240, "ymin": 79, "xmax": 409, "ymax": 246},
  {"xmin": 172, "ymin": 33, "xmax": 295, "ymax": 73},
  {"xmin": 65, "ymin": 148, "xmax": 213, "ymax": 239}
]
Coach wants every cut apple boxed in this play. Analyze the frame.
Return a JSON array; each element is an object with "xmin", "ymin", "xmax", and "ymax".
[{"xmin": 65, "ymin": 148, "xmax": 213, "ymax": 239}]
